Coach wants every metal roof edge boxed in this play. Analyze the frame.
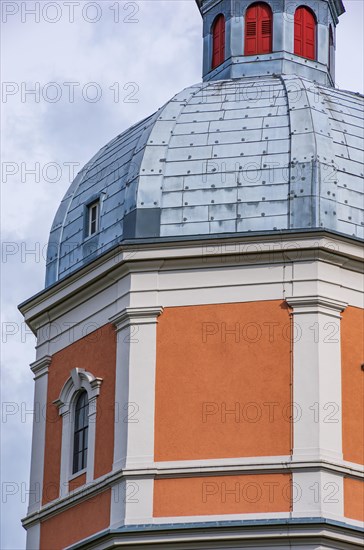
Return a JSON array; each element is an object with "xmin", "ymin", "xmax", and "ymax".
[{"xmin": 66, "ymin": 517, "xmax": 364, "ymax": 550}]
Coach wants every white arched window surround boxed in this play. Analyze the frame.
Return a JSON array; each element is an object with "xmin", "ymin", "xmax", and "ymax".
[{"xmin": 54, "ymin": 368, "xmax": 102, "ymax": 497}]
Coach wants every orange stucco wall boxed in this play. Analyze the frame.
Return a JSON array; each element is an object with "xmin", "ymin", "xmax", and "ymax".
[
  {"xmin": 42, "ymin": 323, "xmax": 116, "ymax": 504},
  {"xmin": 344, "ymin": 478, "xmax": 364, "ymax": 522},
  {"xmin": 341, "ymin": 306, "xmax": 364, "ymax": 465},
  {"xmin": 154, "ymin": 474, "xmax": 291, "ymax": 517},
  {"xmin": 155, "ymin": 301, "xmax": 292, "ymax": 461},
  {"xmin": 40, "ymin": 489, "xmax": 110, "ymax": 549}
]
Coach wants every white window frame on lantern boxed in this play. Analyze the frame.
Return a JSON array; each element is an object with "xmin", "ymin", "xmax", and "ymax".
[{"xmin": 54, "ymin": 368, "xmax": 102, "ymax": 497}]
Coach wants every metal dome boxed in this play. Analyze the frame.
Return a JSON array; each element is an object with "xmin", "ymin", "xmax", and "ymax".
[{"xmin": 46, "ymin": 74, "xmax": 364, "ymax": 287}]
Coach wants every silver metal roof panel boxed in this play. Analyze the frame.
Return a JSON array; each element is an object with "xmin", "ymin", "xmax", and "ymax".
[{"xmin": 45, "ymin": 75, "xmax": 364, "ymax": 287}]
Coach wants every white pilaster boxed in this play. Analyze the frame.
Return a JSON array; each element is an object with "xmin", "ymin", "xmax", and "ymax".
[
  {"xmin": 27, "ymin": 356, "xmax": 51, "ymax": 515},
  {"xmin": 110, "ymin": 306, "xmax": 163, "ymax": 525},
  {"xmin": 110, "ymin": 477, "xmax": 154, "ymax": 528},
  {"xmin": 111, "ymin": 306, "xmax": 163, "ymax": 471},
  {"xmin": 25, "ymin": 522, "xmax": 40, "ymax": 550},
  {"xmin": 287, "ymin": 295, "xmax": 347, "ymax": 521},
  {"xmin": 292, "ymin": 470, "xmax": 344, "ymax": 521},
  {"xmin": 287, "ymin": 295, "xmax": 347, "ymax": 462}
]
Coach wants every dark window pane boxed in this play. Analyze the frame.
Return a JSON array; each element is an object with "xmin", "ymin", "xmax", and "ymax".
[
  {"xmin": 73, "ymin": 432, "xmax": 81, "ymax": 455},
  {"xmin": 88, "ymin": 202, "xmax": 99, "ymax": 236},
  {"xmin": 73, "ymin": 392, "xmax": 89, "ymax": 474}
]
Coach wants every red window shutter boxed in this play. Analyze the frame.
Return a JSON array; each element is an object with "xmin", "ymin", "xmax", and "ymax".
[
  {"xmin": 245, "ymin": 3, "xmax": 272, "ymax": 56},
  {"xmin": 212, "ymin": 15, "xmax": 225, "ymax": 69},
  {"xmin": 294, "ymin": 6, "xmax": 316, "ymax": 60},
  {"xmin": 245, "ymin": 5, "xmax": 258, "ymax": 55},
  {"xmin": 260, "ymin": 12, "xmax": 272, "ymax": 54}
]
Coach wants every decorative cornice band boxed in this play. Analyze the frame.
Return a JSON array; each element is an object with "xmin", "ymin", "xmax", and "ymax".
[
  {"xmin": 21, "ymin": 456, "xmax": 364, "ymax": 530},
  {"xmin": 30, "ymin": 355, "xmax": 52, "ymax": 379},
  {"xmin": 109, "ymin": 306, "xmax": 164, "ymax": 332},
  {"xmin": 19, "ymin": 232, "xmax": 363, "ymax": 336},
  {"xmin": 286, "ymin": 296, "xmax": 348, "ymax": 318}
]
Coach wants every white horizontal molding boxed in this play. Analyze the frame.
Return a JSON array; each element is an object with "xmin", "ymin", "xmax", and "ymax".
[
  {"xmin": 19, "ymin": 232, "xmax": 364, "ymax": 335},
  {"xmin": 22, "ymin": 455, "xmax": 364, "ymax": 529},
  {"xmin": 149, "ymin": 512, "xmax": 292, "ymax": 526}
]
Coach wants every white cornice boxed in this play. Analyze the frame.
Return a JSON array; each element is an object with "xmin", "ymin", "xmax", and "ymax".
[
  {"xmin": 18, "ymin": 232, "xmax": 363, "ymax": 335},
  {"xmin": 21, "ymin": 455, "xmax": 364, "ymax": 529}
]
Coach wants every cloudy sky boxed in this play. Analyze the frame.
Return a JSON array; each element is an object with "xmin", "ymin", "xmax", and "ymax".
[{"xmin": 1, "ymin": 1, "xmax": 363, "ymax": 547}]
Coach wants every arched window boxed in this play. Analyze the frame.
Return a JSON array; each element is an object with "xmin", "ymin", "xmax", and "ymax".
[
  {"xmin": 212, "ymin": 14, "xmax": 225, "ymax": 69},
  {"xmin": 73, "ymin": 391, "xmax": 89, "ymax": 474},
  {"xmin": 55, "ymin": 368, "xmax": 102, "ymax": 497},
  {"xmin": 294, "ymin": 6, "xmax": 316, "ymax": 60},
  {"xmin": 244, "ymin": 2, "xmax": 273, "ymax": 56}
]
